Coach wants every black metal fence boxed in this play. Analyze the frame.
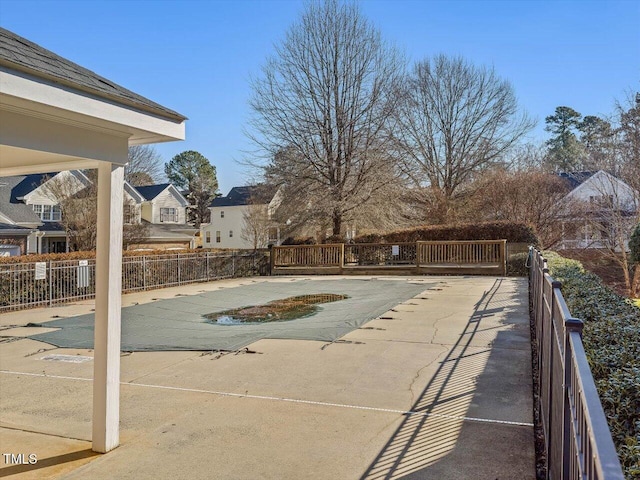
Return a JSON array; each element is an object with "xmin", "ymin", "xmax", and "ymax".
[
  {"xmin": 0, "ymin": 251, "xmax": 269, "ymax": 312},
  {"xmin": 529, "ymin": 247, "xmax": 623, "ymax": 479}
]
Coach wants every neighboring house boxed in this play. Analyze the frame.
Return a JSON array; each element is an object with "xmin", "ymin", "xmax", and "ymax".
[
  {"xmin": 0, "ymin": 170, "xmax": 90, "ymax": 254},
  {"xmin": 557, "ymin": 170, "xmax": 639, "ymax": 250},
  {"xmin": 0, "ymin": 174, "xmax": 197, "ymax": 254},
  {"xmin": 129, "ymin": 183, "xmax": 197, "ymax": 250},
  {"xmin": 201, "ymin": 185, "xmax": 282, "ymax": 249}
]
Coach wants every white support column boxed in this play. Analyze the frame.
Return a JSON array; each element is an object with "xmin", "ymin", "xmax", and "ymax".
[{"xmin": 92, "ymin": 162, "xmax": 124, "ymax": 453}]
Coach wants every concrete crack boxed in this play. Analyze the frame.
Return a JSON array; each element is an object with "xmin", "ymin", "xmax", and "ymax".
[
  {"xmin": 429, "ymin": 312, "xmax": 454, "ymax": 344},
  {"xmin": 408, "ymin": 346, "xmax": 448, "ymax": 407}
]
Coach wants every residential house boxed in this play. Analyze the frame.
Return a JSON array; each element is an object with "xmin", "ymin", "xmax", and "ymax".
[
  {"xmin": 0, "ymin": 173, "xmax": 197, "ymax": 254},
  {"xmin": 130, "ymin": 183, "xmax": 197, "ymax": 250},
  {"xmin": 0, "ymin": 170, "xmax": 89, "ymax": 254},
  {"xmin": 201, "ymin": 185, "xmax": 282, "ymax": 249},
  {"xmin": 558, "ymin": 170, "xmax": 639, "ymax": 250}
]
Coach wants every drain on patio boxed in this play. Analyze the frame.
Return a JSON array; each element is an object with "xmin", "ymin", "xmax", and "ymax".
[{"xmin": 205, "ymin": 293, "xmax": 349, "ymax": 325}]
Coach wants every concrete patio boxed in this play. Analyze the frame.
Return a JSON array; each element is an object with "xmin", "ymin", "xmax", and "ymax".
[{"xmin": 0, "ymin": 275, "xmax": 534, "ymax": 479}]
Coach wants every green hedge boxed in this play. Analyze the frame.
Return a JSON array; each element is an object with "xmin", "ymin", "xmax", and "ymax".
[
  {"xmin": 507, "ymin": 252, "xmax": 529, "ymax": 277},
  {"xmin": 545, "ymin": 252, "xmax": 640, "ymax": 477},
  {"xmin": 354, "ymin": 221, "xmax": 539, "ymax": 244}
]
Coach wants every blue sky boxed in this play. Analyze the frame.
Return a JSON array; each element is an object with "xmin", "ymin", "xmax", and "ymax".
[{"xmin": 1, "ymin": 0, "xmax": 638, "ymax": 192}]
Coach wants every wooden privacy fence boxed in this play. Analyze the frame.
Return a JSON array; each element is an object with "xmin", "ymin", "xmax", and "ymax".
[
  {"xmin": 271, "ymin": 240, "xmax": 507, "ymax": 275},
  {"xmin": 529, "ymin": 247, "xmax": 623, "ymax": 480}
]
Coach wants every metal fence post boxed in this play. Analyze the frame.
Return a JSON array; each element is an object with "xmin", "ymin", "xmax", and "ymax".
[
  {"xmin": 563, "ymin": 317, "xmax": 583, "ymax": 480},
  {"xmin": 177, "ymin": 253, "xmax": 181, "ymax": 285},
  {"xmin": 48, "ymin": 260, "xmax": 53, "ymax": 307},
  {"xmin": 142, "ymin": 256, "xmax": 146, "ymax": 290},
  {"xmin": 206, "ymin": 252, "xmax": 210, "ymax": 281}
]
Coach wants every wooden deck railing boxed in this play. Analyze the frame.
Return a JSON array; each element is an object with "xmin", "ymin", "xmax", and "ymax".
[
  {"xmin": 416, "ymin": 240, "xmax": 506, "ymax": 274},
  {"xmin": 529, "ymin": 247, "xmax": 623, "ymax": 479},
  {"xmin": 271, "ymin": 243, "xmax": 343, "ymax": 268},
  {"xmin": 344, "ymin": 243, "xmax": 416, "ymax": 266},
  {"xmin": 271, "ymin": 240, "xmax": 507, "ymax": 275}
]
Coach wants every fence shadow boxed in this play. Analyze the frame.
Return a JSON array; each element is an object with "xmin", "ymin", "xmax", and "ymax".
[{"xmin": 361, "ymin": 278, "xmax": 533, "ymax": 479}]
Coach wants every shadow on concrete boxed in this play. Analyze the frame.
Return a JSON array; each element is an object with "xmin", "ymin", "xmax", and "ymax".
[
  {"xmin": 0, "ymin": 448, "xmax": 100, "ymax": 478},
  {"xmin": 361, "ymin": 278, "xmax": 534, "ymax": 480}
]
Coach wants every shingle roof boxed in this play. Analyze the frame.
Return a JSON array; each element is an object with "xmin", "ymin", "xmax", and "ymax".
[
  {"xmin": 558, "ymin": 171, "xmax": 597, "ymax": 190},
  {"xmin": 0, "ymin": 223, "xmax": 33, "ymax": 233},
  {"xmin": 0, "ymin": 175, "xmax": 45, "ymax": 224},
  {"xmin": 135, "ymin": 184, "xmax": 171, "ymax": 201},
  {"xmin": 0, "ymin": 27, "xmax": 186, "ymax": 122},
  {"xmin": 9, "ymin": 173, "xmax": 54, "ymax": 201},
  {"xmin": 210, "ymin": 186, "xmax": 276, "ymax": 207}
]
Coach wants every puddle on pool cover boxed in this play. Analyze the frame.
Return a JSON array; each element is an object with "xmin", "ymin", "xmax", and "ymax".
[{"xmin": 205, "ymin": 293, "xmax": 349, "ymax": 325}]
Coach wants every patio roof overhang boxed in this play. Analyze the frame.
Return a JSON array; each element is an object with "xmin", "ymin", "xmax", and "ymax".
[
  {"xmin": 0, "ymin": 65, "xmax": 185, "ymax": 176},
  {"xmin": 0, "ymin": 35, "xmax": 186, "ymax": 454}
]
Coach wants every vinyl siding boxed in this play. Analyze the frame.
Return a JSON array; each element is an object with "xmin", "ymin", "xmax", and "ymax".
[
  {"xmin": 145, "ymin": 189, "xmax": 186, "ymax": 224},
  {"xmin": 201, "ymin": 205, "xmax": 251, "ymax": 249}
]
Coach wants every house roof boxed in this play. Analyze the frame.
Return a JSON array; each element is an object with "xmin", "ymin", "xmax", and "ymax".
[
  {"xmin": 558, "ymin": 171, "xmax": 597, "ymax": 190},
  {"xmin": 0, "ymin": 175, "xmax": 45, "ymax": 224},
  {"xmin": 0, "ymin": 222, "xmax": 33, "ymax": 234},
  {"xmin": 135, "ymin": 184, "xmax": 172, "ymax": 201},
  {"xmin": 210, "ymin": 185, "xmax": 276, "ymax": 207},
  {"xmin": 0, "ymin": 27, "xmax": 186, "ymax": 122},
  {"xmin": 9, "ymin": 173, "xmax": 55, "ymax": 201}
]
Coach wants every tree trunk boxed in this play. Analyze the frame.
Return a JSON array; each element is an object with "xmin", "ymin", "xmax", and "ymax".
[
  {"xmin": 632, "ymin": 264, "xmax": 640, "ymax": 298},
  {"xmin": 332, "ymin": 210, "xmax": 342, "ymax": 236}
]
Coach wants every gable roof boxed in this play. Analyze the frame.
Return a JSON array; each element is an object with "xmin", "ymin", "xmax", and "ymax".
[
  {"xmin": 558, "ymin": 171, "xmax": 597, "ymax": 190},
  {"xmin": 210, "ymin": 185, "xmax": 276, "ymax": 207},
  {"xmin": 9, "ymin": 173, "xmax": 55, "ymax": 201},
  {"xmin": 0, "ymin": 27, "xmax": 186, "ymax": 122},
  {"xmin": 124, "ymin": 182, "xmax": 145, "ymax": 204},
  {"xmin": 134, "ymin": 183, "xmax": 189, "ymax": 207},
  {"xmin": 0, "ymin": 175, "xmax": 44, "ymax": 224},
  {"xmin": 135, "ymin": 184, "xmax": 172, "ymax": 201}
]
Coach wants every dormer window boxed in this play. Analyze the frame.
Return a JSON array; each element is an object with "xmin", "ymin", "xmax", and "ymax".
[{"xmin": 33, "ymin": 204, "xmax": 61, "ymax": 222}]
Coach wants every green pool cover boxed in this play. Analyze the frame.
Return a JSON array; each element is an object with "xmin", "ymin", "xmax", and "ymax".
[{"xmin": 28, "ymin": 278, "xmax": 434, "ymax": 351}]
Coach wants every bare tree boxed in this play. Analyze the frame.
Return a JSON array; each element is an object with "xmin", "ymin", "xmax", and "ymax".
[
  {"xmin": 616, "ymin": 92, "xmax": 640, "ymax": 193},
  {"xmin": 43, "ymin": 170, "xmax": 148, "ymax": 251},
  {"xmin": 249, "ymin": 0, "xmax": 404, "ymax": 236},
  {"xmin": 392, "ymin": 55, "xmax": 534, "ymax": 223},
  {"xmin": 241, "ymin": 203, "xmax": 272, "ymax": 250},
  {"xmin": 239, "ymin": 185, "xmax": 278, "ymax": 250},
  {"xmin": 469, "ymin": 168, "xmax": 572, "ymax": 248},
  {"xmin": 126, "ymin": 145, "xmax": 164, "ymax": 186}
]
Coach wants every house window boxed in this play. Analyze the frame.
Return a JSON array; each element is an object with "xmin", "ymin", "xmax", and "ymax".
[
  {"xmin": 123, "ymin": 204, "xmax": 135, "ymax": 224},
  {"xmin": 51, "ymin": 205, "xmax": 61, "ymax": 221},
  {"xmin": 221, "ymin": 211, "xmax": 225, "ymax": 218},
  {"xmin": 205, "ymin": 231, "xmax": 211, "ymax": 243},
  {"xmin": 32, "ymin": 204, "xmax": 61, "ymax": 222},
  {"xmin": 216, "ymin": 231, "xmax": 221, "ymax": 243},
  {"xmin": 160, "ymin": 207, "xmax": 178, "ymax": 223},
  {"xmin": 268, "ymin": 227, "xmax": 279, "ymax": 244},
  {"xmin": 229, "ymin": 230, "xmax": 233, "ymax": 238}
]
